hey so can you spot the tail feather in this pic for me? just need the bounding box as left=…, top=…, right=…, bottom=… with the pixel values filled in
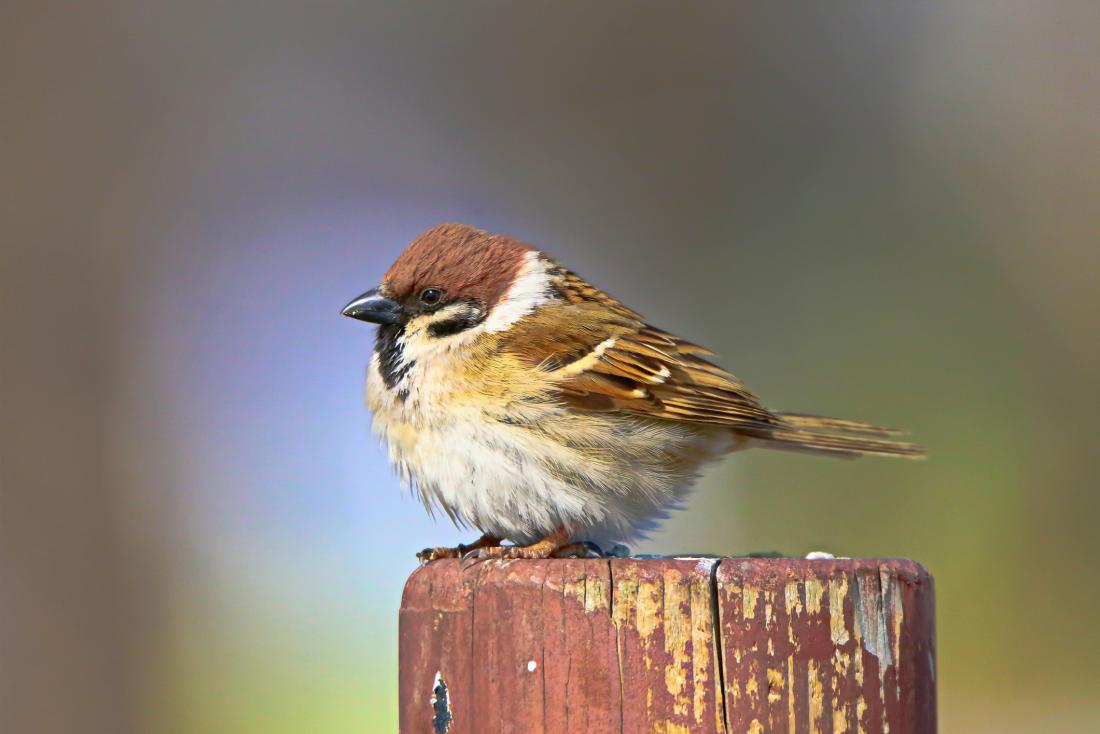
left=776, top=412, right=910, bottom=438
left=744, top=413, right=926, bottom=460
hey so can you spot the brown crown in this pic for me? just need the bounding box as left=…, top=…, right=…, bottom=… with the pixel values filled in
left=383, top=223, right=535, bottom=308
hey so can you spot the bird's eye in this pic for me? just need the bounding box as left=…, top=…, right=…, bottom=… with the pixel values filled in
left=418, top=288, right=444, bottom=307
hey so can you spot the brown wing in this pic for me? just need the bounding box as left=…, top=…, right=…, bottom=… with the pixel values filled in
left=501, top=300, right=781, bottom=432
left=499, top=268, right=925, bottom=459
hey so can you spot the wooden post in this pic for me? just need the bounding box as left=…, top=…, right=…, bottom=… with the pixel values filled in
left=399, top=557, right=935, bottom=734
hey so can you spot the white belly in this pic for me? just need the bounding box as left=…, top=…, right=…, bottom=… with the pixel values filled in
left=367, top=355, right=735, bottom=545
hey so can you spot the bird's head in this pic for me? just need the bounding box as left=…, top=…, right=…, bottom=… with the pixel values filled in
left=342, top=223, right=557, bottom=348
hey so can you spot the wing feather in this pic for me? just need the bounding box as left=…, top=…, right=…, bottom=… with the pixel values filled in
left=494, top=266, right=924, bottom=459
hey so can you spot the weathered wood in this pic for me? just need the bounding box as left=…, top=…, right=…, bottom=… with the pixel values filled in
left=399, top=557, right=935, bottom=734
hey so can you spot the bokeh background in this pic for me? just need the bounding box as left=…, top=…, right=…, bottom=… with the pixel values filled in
left=3, top=2, right=1099, bottom=732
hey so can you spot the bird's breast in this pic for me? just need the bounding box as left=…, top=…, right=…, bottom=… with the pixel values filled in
left=363, top=342, right=738, bottom=542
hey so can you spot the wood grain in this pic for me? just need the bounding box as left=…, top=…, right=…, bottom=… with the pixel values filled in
left=399, top=558, right=935, bottom=734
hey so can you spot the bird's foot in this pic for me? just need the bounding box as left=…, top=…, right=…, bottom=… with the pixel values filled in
left=417, top=533, right=501, bottom=564
left=463, top=526, right=573, bottom=561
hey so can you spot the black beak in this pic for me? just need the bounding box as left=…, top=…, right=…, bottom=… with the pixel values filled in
left=341, top=288, right=405, bottom=324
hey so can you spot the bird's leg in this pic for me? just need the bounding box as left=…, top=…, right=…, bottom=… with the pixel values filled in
left=417, top=532, right=502, bottom=563
left=467, top=526, right=572, bottom=560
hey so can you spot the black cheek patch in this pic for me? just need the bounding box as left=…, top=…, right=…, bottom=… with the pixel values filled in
left=375, top=323, right=413, bottom=392
left=427, top=310, right=486, bottom=338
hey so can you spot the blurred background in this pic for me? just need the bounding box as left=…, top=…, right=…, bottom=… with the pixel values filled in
left=3, top=2, right=1098, bottom=732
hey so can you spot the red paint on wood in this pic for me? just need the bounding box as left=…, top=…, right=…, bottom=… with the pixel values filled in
left=610, top=559, right=727, bottom=732
left=714, top=559, right=936, bottom=733
left=399, top=558, right=935, bottom=734
left=542, top=559, right=621, bottom=733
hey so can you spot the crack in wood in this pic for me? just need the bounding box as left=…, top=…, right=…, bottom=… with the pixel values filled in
left=399, top=558, right=934, bottom=733
left=709, top=559, right=731, bottom=733
left=608, top=559, right=626, bottom=734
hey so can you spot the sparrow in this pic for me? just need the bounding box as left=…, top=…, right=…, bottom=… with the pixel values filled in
left=342, top=223, right=923, bottom=562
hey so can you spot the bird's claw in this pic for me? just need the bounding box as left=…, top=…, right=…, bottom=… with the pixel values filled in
left=462, top=545, right=526, bottom=561
left=461, top=543, right=561, bottom=562
left=421, top=529, right=614, bottom=565
left=422, top=540, right=628, bottom=564
left=418, top=533, right=504, bottom=564
left=459, top=541, right=600, bottom=562
left=417, top=546, right=462, bottom=564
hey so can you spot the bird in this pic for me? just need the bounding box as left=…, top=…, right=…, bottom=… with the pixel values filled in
left=342, top=223, right=924, bottom=562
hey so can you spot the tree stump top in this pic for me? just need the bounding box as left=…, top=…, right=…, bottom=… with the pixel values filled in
left=400, top=557, right=935, bottom=734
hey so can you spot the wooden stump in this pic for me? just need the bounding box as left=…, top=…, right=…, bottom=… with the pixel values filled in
left=399, top=557, right=935, bottom=734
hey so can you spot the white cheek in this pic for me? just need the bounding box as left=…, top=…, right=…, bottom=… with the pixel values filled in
left=401, top=325, right=484, bottom=364
left=484, top=251, right=554, bottom=333
left=399, top=306, right=486, bottom=363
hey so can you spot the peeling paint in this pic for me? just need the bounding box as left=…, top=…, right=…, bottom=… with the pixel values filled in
left=833, top=649, right=851, bottom=677
left=853, top=618, right=866, bottom=688
left=787, top=585, right=801, bottom=646
left=787, top=655, right=796, bottom=734
left=805, top=579, right=824, bottom=614
left=853, top=574, right=893, bottom=669
left=636, top=579, right=662, bottom=637
left=401, top=558, right=934, bottom=734
left=831, top=653, right=850, bottom=734
left=585, top=574, right=609, bottom=614
left=854, top=570, right=903, bottom=733
left=613, top=579, right=639, bottom=626
left=691, top=567, right=716, bottom=725
left=784, top=581, right=803, bottom=616
left=663, top=572, right=690, bottom=716
left=808, top=659, right=824, bottom=734
left=563, top=574, right=586, bottom=604
left=829, top=576, right=850, bottom=646
left=888, top=567, right=905, bottom=706
left=742, top=586, right=759, bottom=620
left=745, top=673, right=759, bottom=702
left=833, top=705, right=850, bottom=734
left=767, top=668, right=785, bottom=703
